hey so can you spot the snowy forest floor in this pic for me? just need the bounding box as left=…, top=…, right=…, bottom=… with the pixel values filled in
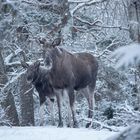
left=0, top=126, right=125, bottom=140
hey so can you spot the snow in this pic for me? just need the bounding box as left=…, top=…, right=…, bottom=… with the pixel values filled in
left=112, top=43, right=140, bottom=69
left=0, top=127, right=118, bottom=140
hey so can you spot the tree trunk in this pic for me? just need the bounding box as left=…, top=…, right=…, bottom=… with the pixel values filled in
left=18, top=73, right=35, bottom=126
left=128, top=0, right=140, bottom=42
left=0, top=47, right=19, bottom=126
left=1, top=92, right=20, bottom=126
left=0, top=48, right=7, bottom=85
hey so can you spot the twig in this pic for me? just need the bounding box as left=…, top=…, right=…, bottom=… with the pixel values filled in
left=96, top=25, right=129, bottom=31
left=24, top=87, right=34, bottom=95
left=97, top=41, right=120, bottom=57
left=124, top=101, right=140, bottom=117
left=74, top=16, right=102, bottom=26
left=83, top=118, right=119, bottom=132
left=1, top=71, right=25, bottom=93
left=21, top=0, right=52, bottom=7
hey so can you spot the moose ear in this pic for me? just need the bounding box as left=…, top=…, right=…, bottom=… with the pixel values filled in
left=34, top=60, right=40, bottom=68
left=52, top=38, right=61, bottom=47
left=21, top=61, right=29, bottom=69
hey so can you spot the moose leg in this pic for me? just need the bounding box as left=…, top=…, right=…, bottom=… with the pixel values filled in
left=68, top=88, right=78, bottom=128
left=48, top=98, right=55, bottom=126
left=67, top=103, right=72, bottom=127
left=84, top=86, right=94, bottom=128
left=63, top=89, right=71, bottom=127
left=39, top=103, right=46, bottom=126
left=55, top=89, right=63, bottom=127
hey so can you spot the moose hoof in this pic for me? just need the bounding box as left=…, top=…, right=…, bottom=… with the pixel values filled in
left=52, top=122, right=55, bottom=126
left=58, top=122, right=63, bottom=128
left=73, top=122, right=78, bottom=128
left=67, top=124, right=71, bottom=128
left=86, top=122, right=92, bottom=128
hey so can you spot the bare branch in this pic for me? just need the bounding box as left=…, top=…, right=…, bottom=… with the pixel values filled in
left=70, top=0, right=108, bottom=16
left=97, top=40, right=120, bottom=57
left=73, top=16, right=129, bottom=31
left=74, top=16, right=102, bottom=26
left=68, top=0, right=89, bottom=3
left=96, top=25, right=129, bottom=31
left=83, top=118, right=119, bottom=132
left=21, top=0, right=51, bottom=7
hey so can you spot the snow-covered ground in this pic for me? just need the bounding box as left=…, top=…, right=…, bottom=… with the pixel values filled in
left=0, top=127, right=119, bottom=140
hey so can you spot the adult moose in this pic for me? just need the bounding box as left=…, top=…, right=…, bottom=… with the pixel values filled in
left=40, top=37, right=98, bottom=128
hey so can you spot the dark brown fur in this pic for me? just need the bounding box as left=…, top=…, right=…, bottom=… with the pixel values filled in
left=44, top=46, right=98, bottom=127
left=24, top=38, right=98, bottom=127
left=24, top=61, right=55, bottom=105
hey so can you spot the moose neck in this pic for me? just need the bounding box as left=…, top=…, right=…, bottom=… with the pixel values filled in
left=51, top=47, right=64, bottom=68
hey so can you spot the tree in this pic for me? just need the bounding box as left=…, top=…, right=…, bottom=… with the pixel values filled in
left=18, top=73, right=34, bottom=126
left=0, top=0, right=70, bottom=126
left=128, top=0, right=140, bottom=42
left=113, top=0, right=140, bottom=67
left=0, top=47, right=19, bottom=126
left=109, top=1, right=140, bottom=139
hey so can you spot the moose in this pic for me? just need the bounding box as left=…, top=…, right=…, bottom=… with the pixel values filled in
left=23, top=38, right=98, bottom=128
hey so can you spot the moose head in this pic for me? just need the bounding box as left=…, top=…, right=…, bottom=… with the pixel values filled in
left=38, top=37, right=62, bottom=70
left=21, top=60, right=41, bottom=83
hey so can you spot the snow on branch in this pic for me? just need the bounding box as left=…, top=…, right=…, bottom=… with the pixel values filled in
left=4, top=48, right=22, bottom=64
left=112, top=43, right=140, bottom=69
left=70, top=0, right=108, bottom=16
left=1, top=71, right=25, bottom=92
left=123, top=101, right=140, bottom=118
left=24, top=87, right=34, bottom=95
left=74, top=16, right=128, bottom=30
left=74, top=16, right=102, bottom=26
left=21, top=0, right=68, bottom=15
left=68, top=0, right=89, bottom=3
left=97, top=40, right=120, bottom=57
left=4, top=41, right=27, bottom=67
left=114, top=103, right=140, bottom=124
left=0, top=105, right=12, bottom=127
left=83, top=118, right=119, bottom=132
left=21, top=0, right=51, bottom=7
left=95, top=25, right=129, bottom=31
